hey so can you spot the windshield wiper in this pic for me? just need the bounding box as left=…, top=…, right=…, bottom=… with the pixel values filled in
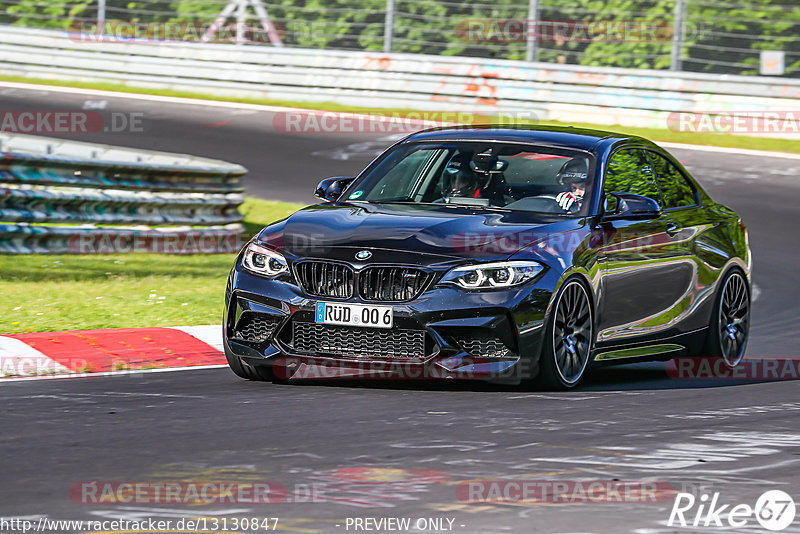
left=365, top=197, right=414, bottom=204
left=364, top=199, right=574, bottom=217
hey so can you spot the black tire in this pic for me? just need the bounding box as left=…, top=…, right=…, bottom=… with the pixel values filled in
left=705, top=268, right=750, bottom=368
left=535, top=277, right=595, bottom=390
left=224, top=337, right=275, bottom=381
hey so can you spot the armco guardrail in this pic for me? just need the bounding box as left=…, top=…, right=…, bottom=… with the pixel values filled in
left=1, top=26, right=800, bottom=135
left=0, top=132, right=247, bottom=254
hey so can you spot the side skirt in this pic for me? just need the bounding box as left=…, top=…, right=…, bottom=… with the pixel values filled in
left=591, top=327, right=709, bottom=366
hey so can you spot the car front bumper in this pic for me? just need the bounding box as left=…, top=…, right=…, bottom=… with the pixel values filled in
left=224, top=264, right=560, bottom=383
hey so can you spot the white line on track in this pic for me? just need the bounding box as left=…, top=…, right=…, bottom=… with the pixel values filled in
left=0, top=81, right=319, bottom=113
left=0, top=364, right=229, bottom=383
left=658, top=141, right=800, bottom=160
left=3, top=80, right=800, bottom=160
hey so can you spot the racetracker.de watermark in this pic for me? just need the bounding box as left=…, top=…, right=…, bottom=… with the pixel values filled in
left=262, top=228, right=674, bottom=258
left=66, top=21, right=285, bottom=44
left=455, top=19, right=687, bottom=43
left=457, top=480, right=675, bottom=504
left=667, top=111, right=800, bottom=134
left=0, top=111, right=144, bottom=134
left=66, top=232, right=248, bottom=254
left=271, top=357, right=513, bottom=381
left=272, top=110, right=540, bottom=134
left=68, top=469, right=448, bottom=506
left=452, top=228, right=673, bottom=256
left=667, top=357, right=800, bottom=381
left=70, top=481, right=289, bottom=504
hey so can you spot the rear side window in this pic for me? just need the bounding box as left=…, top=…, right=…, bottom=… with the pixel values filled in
left=648, top=152, right=697, bottom=209
left=604, top=148, right=662, bottom=210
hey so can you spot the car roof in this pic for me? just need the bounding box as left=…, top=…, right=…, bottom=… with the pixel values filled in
left=402, top=124, right=657, bottom=152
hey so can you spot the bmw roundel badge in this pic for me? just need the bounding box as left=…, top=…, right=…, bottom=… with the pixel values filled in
left=355, top=250, right=372, bottom=260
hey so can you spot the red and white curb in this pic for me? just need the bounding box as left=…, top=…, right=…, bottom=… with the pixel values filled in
left=0, top=325, right=226, bottom=381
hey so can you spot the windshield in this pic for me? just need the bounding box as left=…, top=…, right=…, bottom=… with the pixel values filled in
left=343, top=142, right=595, bottom=215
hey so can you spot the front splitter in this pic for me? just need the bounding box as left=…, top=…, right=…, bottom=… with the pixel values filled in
left=250, top=353, right=526, bottom=384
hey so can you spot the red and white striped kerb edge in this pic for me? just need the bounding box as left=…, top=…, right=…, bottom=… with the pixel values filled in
left=0, top=325, right=226, bottom=380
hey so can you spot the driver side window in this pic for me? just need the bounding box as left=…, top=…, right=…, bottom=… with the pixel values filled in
left=604, top=148, right=663, bottom=212
left=647, top=151, right=697, bottom=209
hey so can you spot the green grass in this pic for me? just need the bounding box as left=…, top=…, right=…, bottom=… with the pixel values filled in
left=239, top=196, right=301, bottom=236
left=0, top=197, right=303, bottom=334
left=2, top=73, right=799, bottom=155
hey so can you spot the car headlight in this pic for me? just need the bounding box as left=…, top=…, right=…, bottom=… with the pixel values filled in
left=242, top=243, right=289, bottom=277
left=440, top=261, right=544, bottom=290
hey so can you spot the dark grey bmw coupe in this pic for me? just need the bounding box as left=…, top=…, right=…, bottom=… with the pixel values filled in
left=223, top=125, right=751, bottom=388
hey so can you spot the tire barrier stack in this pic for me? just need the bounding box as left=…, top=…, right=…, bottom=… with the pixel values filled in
left=0, top=133, right=247, bottom=254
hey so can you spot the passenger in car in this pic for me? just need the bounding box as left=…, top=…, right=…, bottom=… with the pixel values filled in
left=555, top=159, right=590, bottom=212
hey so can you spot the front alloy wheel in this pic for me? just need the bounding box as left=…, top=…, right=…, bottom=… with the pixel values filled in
left=537, top=278, right=594, bottom=389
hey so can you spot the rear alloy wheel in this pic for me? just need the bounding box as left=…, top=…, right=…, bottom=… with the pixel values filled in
left=537, top=279, right=594, bottom=389
left=708, top=270, right=750, bottom=367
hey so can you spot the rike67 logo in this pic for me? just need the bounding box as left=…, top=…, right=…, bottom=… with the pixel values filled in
left=669, top=490, right=796, bottom=531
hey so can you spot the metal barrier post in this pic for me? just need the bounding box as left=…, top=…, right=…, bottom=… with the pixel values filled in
left=670, top=0, right=687, bottom=71
left=526, top=0, right=539, bottom=63
left=384, top=0, right=395, bottom=53
left=97, top=0, right=105, bottom=39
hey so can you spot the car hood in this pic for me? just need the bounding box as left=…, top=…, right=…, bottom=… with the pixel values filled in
left=257, top=202, right=574, bottom=265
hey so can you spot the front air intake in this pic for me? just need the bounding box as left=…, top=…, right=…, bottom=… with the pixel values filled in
left=358, top=266, right=432, bottom=302
left=294, top=261, right=355, bottom=299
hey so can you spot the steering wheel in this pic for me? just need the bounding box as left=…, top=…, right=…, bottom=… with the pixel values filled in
left=503, top=195, right=575, bottom=214
left=537, top=194, right=577, bottom=213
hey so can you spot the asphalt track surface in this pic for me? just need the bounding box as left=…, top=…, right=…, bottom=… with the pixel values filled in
left=1, top=83, right=799, bottom=533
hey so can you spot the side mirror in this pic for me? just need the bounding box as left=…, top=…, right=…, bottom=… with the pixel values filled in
left=603, top=192, right=661, bottom=221
left=314, top=176, right=354, bottom=202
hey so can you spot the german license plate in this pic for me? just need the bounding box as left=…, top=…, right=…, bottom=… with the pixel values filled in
left=315, top=302, right=393, bottom=329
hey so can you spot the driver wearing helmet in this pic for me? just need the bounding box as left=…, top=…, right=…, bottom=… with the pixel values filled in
left=442, top=151, right=509, bottom=204
left=555, top=158, right=589, bottom=212
left=443, top=152, right=482, bottom=198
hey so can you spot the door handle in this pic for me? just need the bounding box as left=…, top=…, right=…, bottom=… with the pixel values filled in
left=665, top=224, right=680, bottom=237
